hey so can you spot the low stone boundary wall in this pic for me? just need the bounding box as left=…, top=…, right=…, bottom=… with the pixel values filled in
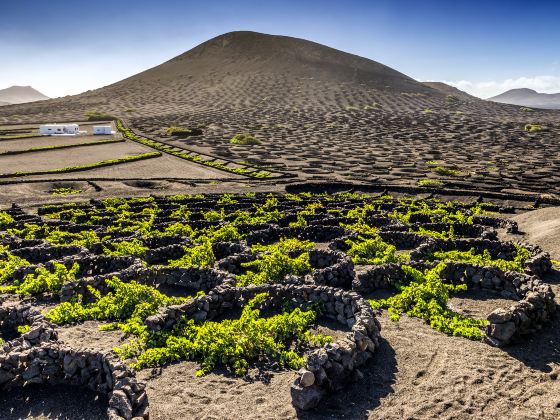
left=0, top=304, right=57, bottom=354
left=472, top=215, right=518, bottom=233
left=59, top=265, right=232, bottom=303
left=12, top=254, right=141, bottom=282
left=353, top=259, right=556, bottom=346
left=145, top=283, right=381, bottom=410
left=485, top=271, right=556, bottom=346
left=309, top=249, right=355, bottom=289
left=10, top=244, right=87, bottom=265
left=135, top=266, right=234, bottom=292
left=0, top=344, right=148, bottom=419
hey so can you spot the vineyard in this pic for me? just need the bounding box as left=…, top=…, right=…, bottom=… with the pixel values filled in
left=0, top=192, right=556, bottom=418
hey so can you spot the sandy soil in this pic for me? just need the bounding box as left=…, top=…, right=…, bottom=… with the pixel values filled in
left=16, top=152, right=242, bottom=182
left=510, top=207, right=560, bottom=259
left=0, top=135, right=117, bottom=154
left=0, top=385, right=108, bottom=420
left=0, top=142, right=152, bottom=174
left=139, top=306, right=560, bottom=420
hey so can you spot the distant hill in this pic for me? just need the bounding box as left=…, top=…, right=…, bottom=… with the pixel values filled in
left=422, top=82, right=476, bottom=100
left=489, top=88, right=560, bottom=109
left=0, top=31, right=449, bottom=121
left=0, top=86, right=49, bottom=105
left=0, top=31, right=534, bottom=124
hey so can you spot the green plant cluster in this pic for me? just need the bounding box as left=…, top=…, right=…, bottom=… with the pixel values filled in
left=104, top=238, right=149, bottom=258
left=0, top=251, right=30, bottom=284
left=431, top=166, right=461, bottom=176
left=237, top=238, right=314, bottom=286
left=417, top=179, right=444, bottom=187
left=387, top=199, right=490, bottom=224
left=168, top=241, right=216, bottom=268
left=523, top=124, right=544, bottom=132
left=428, top=246, right=530, bottom=273
left=370, top=263, right=488, bottom=339
left=51, top=187, right=82, bottom=196
left=345, top=235, right=400, bottom=265
left=230, top=133, right=260, bottom=145
left=124, top=293, right=320, bottom=376
left=46, top=276, right=188, bottom=336
left=0, top=262, right=79, bottom=296
left=0, top=211, right=14, bottom=229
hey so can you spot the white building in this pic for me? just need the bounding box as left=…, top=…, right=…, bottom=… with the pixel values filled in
left=39, top=124, right=80, bottom=135
left=93, top=125, right=115, bottom=135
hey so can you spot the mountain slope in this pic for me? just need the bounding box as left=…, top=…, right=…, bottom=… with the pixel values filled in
left=422, top=82, right=477, bottom=100
left=126, top=31, right=434, bottom=91
left=0, top=31, right=450, bottom=122
left=489, top=88, right=560, bottom=109
left=0, top=86, right=49, bottom=105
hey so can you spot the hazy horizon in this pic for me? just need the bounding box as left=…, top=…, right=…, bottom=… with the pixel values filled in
left=2, top=0, right=559, bottom=99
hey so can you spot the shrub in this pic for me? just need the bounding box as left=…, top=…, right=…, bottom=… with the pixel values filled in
left=230, top=133, right=260, bottom=145
left=418, top=179, right=444, bottom=187
left=345, top=235, right=398, bottom=265
left=85, top=111, right=115, bottom=121
left=431, top=166, right=461, bottom=176
left=129, top=293, right=316, bottom=375
left=104, top=239, right=148, bottom=258
left=370, top=263, right=487, bottom=339
left=237, top=238, right=313, bottom=286
left=165, top=126, right=203, bottom=137
left=524, top=124, right=544, bottom=132
left=428, top=246, right=529, bottom=273
left=51, top=187, right=82, bottom=196
left=0, top=253, right=30, bottom=284
left=46, top=276, right=187, bottom=332
left=14, top=262, right=79, bottom=296
left=168, top=241, right=216, bottom=268
left=0, top=211, right=14, bottom=229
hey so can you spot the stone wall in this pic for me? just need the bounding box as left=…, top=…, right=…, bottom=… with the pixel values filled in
left=145, top=283, right=381, bottom=410
left=0, top=343, right=148, bottom=420
left=309, top=249, right=355, bottom=289
left=0, top=304, right=57, bottom=353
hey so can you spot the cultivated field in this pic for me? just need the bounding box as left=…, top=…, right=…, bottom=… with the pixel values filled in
left=0, top=192, right=558, bottom=419
left=0, top=31, right=559, bottom=420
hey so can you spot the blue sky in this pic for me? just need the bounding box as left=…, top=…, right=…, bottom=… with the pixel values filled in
left=1, top=0, right=559, bottom=98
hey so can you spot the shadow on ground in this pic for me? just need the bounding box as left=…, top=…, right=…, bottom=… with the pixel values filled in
left=0, top=383, right=108, bottom=420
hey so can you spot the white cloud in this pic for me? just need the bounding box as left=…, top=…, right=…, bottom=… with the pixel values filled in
left=438, top=76, right=560, bottom=99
